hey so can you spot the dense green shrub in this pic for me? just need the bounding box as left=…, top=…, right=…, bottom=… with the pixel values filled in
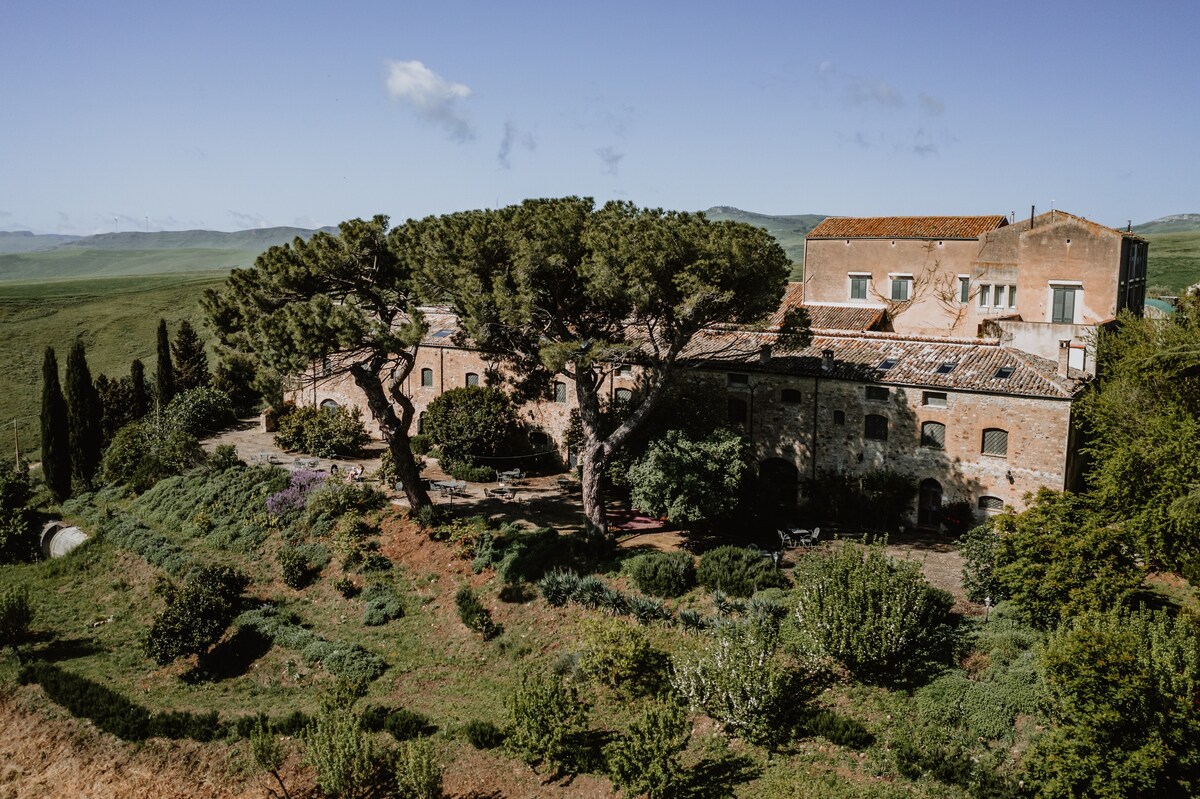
left=671, top=615, right=814, bottom=748
left=362, top=582, right=405, bottom=626
left=0, top=462, right=37, bottom=563
left=361, top=705, right=432, bottom=741
left=801, top=709, right=874, bottom=749
left=91, top=510, right=193, bottom=575
left=408, top=434, right=433, bottom=455
left=464, top=720, right=504, bottom=749
left=394, top=735, right=443, bottom=799
left=445, top=462, right=495, bottom=483
left=424, top=386, right=519, bottom=469
left=577, top=617, right=666, bottom=693
left=1025, top=607, right=1200, bottom=798
left=455, top=585, right=498, bottom=639
left=101, top=419, right=206, bottom=492
left=627, top=427, right=752, bottom=524
left=786, top=542, right=954, bottom=685
left=0, top=585, right=33, bottom=655
left=278, top=546, right=313, bottom=589
left=145, top=565, right=249, bottom=666
left=237, top=605, right=387, bottom=682
left=132, top=465, right=282, bottom=552
left=165, top=386, right=235, bottom=437
left=207, top=444, right=244, bottom=472
left=504, top=670, right=590, bottom=774
left=959, top=521, right=1005, bottom=604
left=334, top=576, right=358, bottom=598
left=623, top=551, right=696, bottom=598
left=304, top=696, right=392, bottom=799
left=628, top=594, right=672, bottom=625
left=275, top=404, right=370, bottom=458
left=471, top=524, right=573, bottom=585
left=993, top=488, right=1143, bottom=629
left=604, top=701, right=690, bottom=799
left=18, top=663, right=227, bottom=742
left=697, top=545, right=786, bottom=598
left=305, top=481, right=387, bottom=528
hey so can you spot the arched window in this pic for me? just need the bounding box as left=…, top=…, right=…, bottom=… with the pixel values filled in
left=420, top=368, right=433, bottom=387
left=781, top=388, right=802, bottom=404
left=320, top=399, right=339, bottom=412
left=553, top=381, right=567, bottom=403
left=978, top=496, right=1004, bottom=512
left=614, top=388, right=632, bottom=402
left=321, top=356, right=332, bottom=378
left=727, top=397, right=748, bottom=426
left=465, top=372, right=479, bottom=387
left=417, top=411, right=425, bottom=434
left=921, top=421, right=946, bottom=449
left=982, top=428, right=1009, bottom=457
left=864, top=414, right=888, bottom=441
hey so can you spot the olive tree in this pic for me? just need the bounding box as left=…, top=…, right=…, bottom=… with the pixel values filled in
left=204, top=216, right=431, bottom=509
left=414, top=198, right=807, bottom=536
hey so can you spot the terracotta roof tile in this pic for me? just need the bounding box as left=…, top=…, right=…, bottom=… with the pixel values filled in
left=809, top=215, right=1009, bottom=240
left=684, top=328, right=1085, bottom=400
left=767, top=282, right=888, bottom=331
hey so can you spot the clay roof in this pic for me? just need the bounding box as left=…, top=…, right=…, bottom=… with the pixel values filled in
left=684, top=327, right=1085, bottom=400
left=997, top=210, right=1146, bottom=241
left=767, top=282, right=888, bottom=331
left=809, top=215, right=1008, bottom=240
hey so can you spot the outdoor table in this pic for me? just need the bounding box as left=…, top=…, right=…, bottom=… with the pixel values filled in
left=433, top=480, right=467, bottom=497
left=492, top=486, right=514, bottom=499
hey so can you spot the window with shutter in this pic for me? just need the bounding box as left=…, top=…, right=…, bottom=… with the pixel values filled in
left=921, top=421, right=946, bottom=449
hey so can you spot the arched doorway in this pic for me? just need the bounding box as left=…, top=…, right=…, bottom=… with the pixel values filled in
left=319, top=399, right=340, bottom=412
left=918, top=478, right=943, bottom=528
left=759, top=458, right=799, bottom=522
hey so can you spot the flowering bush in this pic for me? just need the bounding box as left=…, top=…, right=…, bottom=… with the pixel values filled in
left=265, top=470, right=327, bottom=517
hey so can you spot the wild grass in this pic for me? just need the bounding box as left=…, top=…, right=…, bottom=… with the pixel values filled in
left=1145, top=231, right=1200, bottom=293
left=0, top=272, right=225, bottom=458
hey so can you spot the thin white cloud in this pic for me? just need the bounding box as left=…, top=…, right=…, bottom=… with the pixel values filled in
left=228, top=210, right=269, bottom=229
left=385, top=59, right=475, bottom=142
left=918, top=92, right=945, bottom=116
left=596, top=146, right=624, bottom=176
left=497, top=122, right=537, bottom=168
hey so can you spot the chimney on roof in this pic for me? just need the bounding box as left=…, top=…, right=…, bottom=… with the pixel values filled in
left=1128, top=220, right=1132, bottom=232
left=1030, top=205, right=1036, bottom=229
left=759, top=343, right=772, bottom=364
left=821, top=349, right=834, bottom=373
left=1057, top=340, right=1071, bottom=377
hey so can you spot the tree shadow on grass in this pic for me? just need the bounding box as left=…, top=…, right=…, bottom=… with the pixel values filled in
left=183, top=625, right=272, bottom=683
left=680, top=751, right=761, bottom=799
left=30, top=633, right=103, bottom=663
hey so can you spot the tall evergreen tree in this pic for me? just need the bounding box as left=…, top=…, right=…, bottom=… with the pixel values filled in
left=171, top=319, right=210, bottom=392
left=156, top=319, right=176, bottom=408
left=66, top=340, right=103, bottom=486
left=40, top=347, right=71, bottom=502
left=130, top=358, right=148, bottom=419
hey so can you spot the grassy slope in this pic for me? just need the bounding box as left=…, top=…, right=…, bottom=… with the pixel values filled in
left=0, top=248, right=259, bottom=282
left=0, top=272, right=226, bottom=458
left=1144, top=231, right=1200, bottom=293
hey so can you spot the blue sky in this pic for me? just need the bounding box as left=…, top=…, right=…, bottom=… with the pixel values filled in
left=2, top=0, right=1196, bottom=234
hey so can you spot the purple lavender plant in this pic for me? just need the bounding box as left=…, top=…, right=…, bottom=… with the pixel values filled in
left=266, top=470, right=328, bottom=517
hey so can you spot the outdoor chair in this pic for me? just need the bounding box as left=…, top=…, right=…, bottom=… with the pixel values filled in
left=796, top=527, right=821, bottom=547
left=778, top=529, right=798, bottom=549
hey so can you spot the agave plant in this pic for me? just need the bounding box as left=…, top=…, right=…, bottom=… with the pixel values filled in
left=678, top=609, right=707, bottom=633
left=573, top=575, right=609, bottom=609
left=629, top=595, right=672, bottom=625
left=537, top=569, right=580, bottom=607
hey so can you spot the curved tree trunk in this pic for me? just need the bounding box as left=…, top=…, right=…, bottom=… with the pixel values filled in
left=349, top=362, right=431, bottom=510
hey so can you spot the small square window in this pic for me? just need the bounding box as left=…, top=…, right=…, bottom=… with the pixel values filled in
left=994, top=366, right=1015, bottom=379
left=936, top=362, right=957, bottom=374
left=877, top=358, right=897, bottom=371
left=850, top=275, right=869, bottom=300
left=781, top=388, right=802, bottom=404
left=891, top=276, right=912, bottom=302
left=923, top=391, right=947, bottom=407
left=615, top=388, right=632, bottom=402
left=865, top=386, right=889, bottom=402
left=864, top=414, right=888, bottom=441
left=617, top=365, right=632, bottom=378
left=921, top=421, right=946, bottom=449
left=833, top=410, right=846, bottom=425
left=982, top=428, right=1009, bottom=457
left=728, top=373, right=749, bottom=386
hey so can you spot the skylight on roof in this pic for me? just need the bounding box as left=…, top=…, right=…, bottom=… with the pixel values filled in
left=878, top=358, right=897, bottom=370
left=936, top=362, right=957, bottom=374
left=995, top=365, right=1015, bottom=379
left=432, top=330, right=452, bottom=338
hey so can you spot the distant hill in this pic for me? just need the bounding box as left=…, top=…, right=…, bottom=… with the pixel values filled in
left=0, top=225, right=336, bottom=282
left=702, top=207, right=826, bottom=276
left=0, top=231, right=83, bottom=255
left=1134, top=214, right=1200, bottom=234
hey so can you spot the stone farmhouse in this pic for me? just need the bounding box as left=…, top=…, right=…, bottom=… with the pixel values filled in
left=291, top=210, right=1144, bottom=528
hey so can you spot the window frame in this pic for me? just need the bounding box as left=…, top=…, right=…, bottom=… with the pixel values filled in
left=981, top=427, right=1009, bottom=458
left=865, top=385, right=890, bottom=402
left=922, top=391, right=948, bottom=407
left=864, top=413, right=889, bottom=442
left=1051, top=285, right=1078, bottom=324
left=420, top=367, right=434, bottom=387
left=465, top=372, right=479, bottom=387
left=614, top=387, right=633, bottom=402
left=553, top=381, right=567, bottom=403
left=921, top=421, right=946, bottom=449
left=978, top=496, right=1004, bottom=513
left=890, top=275, right=913, bottom=302
left=849, top=273, right=870, bottom=300
left=958, top=276, right=970, bottom=304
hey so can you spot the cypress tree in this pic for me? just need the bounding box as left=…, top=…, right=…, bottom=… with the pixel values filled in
left=156, top=319, right=176, bottom=408
left=40, top=347, right=72, bottom=502
left=66, top=340, right=103, bottom=486
left=130, top=358, right=148, bottom=419
left=171, top=319, right=210, bottom=392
